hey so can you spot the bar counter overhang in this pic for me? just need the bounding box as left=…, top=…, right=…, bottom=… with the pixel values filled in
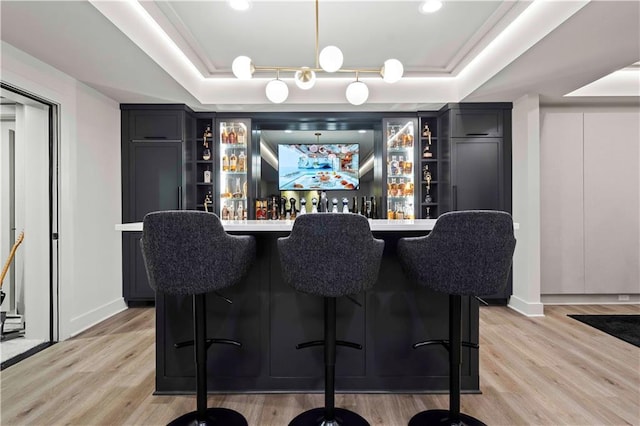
left=116, top=219, right=515, bottom=394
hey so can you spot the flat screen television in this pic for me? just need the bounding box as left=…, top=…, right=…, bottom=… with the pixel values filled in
left=278, top=143, right=359, bottom=191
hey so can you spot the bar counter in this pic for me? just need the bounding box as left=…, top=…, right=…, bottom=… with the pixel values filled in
left=117, top=219, right=482, bottom=394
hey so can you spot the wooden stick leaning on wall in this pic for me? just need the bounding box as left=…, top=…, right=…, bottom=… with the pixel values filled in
left=1, top=232, right=24, bottom=290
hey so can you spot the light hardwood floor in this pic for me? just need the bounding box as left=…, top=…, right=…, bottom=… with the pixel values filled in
left=1, top=304, right=638, bottom=425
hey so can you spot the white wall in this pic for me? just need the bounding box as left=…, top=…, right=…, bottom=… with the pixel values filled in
left=510, top=94, right=544, bottom=316
left=1, top=41, right=125, bottom=340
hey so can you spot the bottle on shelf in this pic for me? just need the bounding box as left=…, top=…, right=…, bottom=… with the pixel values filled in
left=398, top=156, right=405, bottom=174
left=222, top=152, right=229, bottom=172
left=237, top=202, right=244, bottom=221
left=233, top=178, right=243, bottom=199
left=360, top=196, right=366, bottom=216
left=404, top=159, right=413, bottom=175
left=351, top=196, right=358, bottom=214
left=229, top=202, right=236, bottom=220
left=237, top=125, right=246, bottom=145
left=203, top=166, right=211, bottom=183
left=331, top=198, right=339, bottom=213
left=319, top=191, right=328, bottom=213
left=221, top=126, right=229, bottom=144
left=237, top=151, right=246, bottom=172
left=229, top=151, right=237, bottom=172
left=222, top=203, right=229, bottom=220
left=390, top=155, right=399, bottom=175
left=290, top=198, right=297, bottom=219
left=280, top=197, right=288, bottom=220
left=299, top=198, right=307, bottom=215
left=311, top=197, right=318, bottom=214
left=371, top=196, right=378, bottom=219
left=228, top=126, right=237, bottom=144
left=395, top=202, right=404, bottom=220
left=204, top=191, right=212, bottom=213
left=398, top=178, right=406, bottom=196
left=342, top=197, right=350, bottom=213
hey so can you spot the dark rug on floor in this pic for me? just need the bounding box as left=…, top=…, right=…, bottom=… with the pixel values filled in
left=568, top=315, right=640, bottom=348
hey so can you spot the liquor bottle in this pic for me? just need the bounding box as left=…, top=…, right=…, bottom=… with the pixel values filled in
left=299, top=198, right=307, bottom=215
left=390, top=178, right=398, bottom=197
left=203, top=167, right=211, bottom=183
left=342, top=198, right=350, bottom=213
left=228, top=126, right=237, bottom=144
left=406, top=131, right=414, bottom=148
left=360, top=196, right=366, bottom=216
left=229, top=151, right=237, bottom=172
left=331, top=198, right=339, bottom=213
left=233, top=178, right=242, bottom=198
left=222, top=152, right=229, bottom=172
left=351, top=196, right=358, bottom=214
left=426, top=206, right=432, bottom=219
left=398, top=178, right=406, bottom=196
left=270, top=195, right=279, bottom=220
left=237, top=202, right=244, bottom=221
left=289, top=198, right=297, bottom=219
left=222, top=203, right=229, bottom=220
left=222, top=126, right=229, bottom=144
left=365, top=199, right=372, bottom=218
left=237, top=151, right=246, bottom=172
left=311, top=197, right=318, bottom=214
left=371, top=196, right=378, bottom=219
left=396, top=203, right=404, bottom=220
left=280, top=197, right=288, bottom=220
left=398, top=156, right=405, bottom=175
left=204, top=191, right=212, bottom=213
left=229, top=202, right=236, bottom=220
left=237, top=125, right=246, bottom=144
left=390, top=155, right=399, bottom=175
left=404, top=160, right=413, bottom=175
left=319, top=191, right=328, bottom=213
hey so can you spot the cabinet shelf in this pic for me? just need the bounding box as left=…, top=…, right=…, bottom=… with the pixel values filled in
left=421, top=158, right=438, bottom=162
left=220, top=197, right=248, bottom=202
left=387, top=147, right=415, bottom=153
left=196, top=160, right=213, bottom=164
left=221, top=171, right=247, bottom=175
left=220, top=143, right=247, bottom=148
left=421, top=202, right=438, bottom=206
left=387, top=174, right=414, bottom=179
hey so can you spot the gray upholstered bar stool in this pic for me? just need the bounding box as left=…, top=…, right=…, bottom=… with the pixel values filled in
left=141, top=210, right=255, bottom=426
left=398, top=210, right=516, bottom=426
left=278, top=213, right=384, bottom=426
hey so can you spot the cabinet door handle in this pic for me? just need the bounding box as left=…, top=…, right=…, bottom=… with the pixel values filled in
left=144, top=136, right=167, bottom=139
left=466, top=133, right=489, bottom=136
left=178, top=186, right=182, bottom=210
left=453, top=185, right=458, bottom=211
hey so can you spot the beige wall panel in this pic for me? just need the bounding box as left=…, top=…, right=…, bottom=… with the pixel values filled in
left=584, top=112, right=640, bottom=294
left=540, top=112, right=585, bottom=294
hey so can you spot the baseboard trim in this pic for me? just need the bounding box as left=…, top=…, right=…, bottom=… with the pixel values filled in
left=542, top=294, right=640, bottom=305
left=68, top=297, right=127, bottom=339
left=508, top=295, right=545, bottom=317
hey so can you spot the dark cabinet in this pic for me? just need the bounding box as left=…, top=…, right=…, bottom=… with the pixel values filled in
left=127, top=142, right=183, bottom=221
left=451, top=138, right=503, bottom=211
left=128, top=110, right=184, bottom=141
left=439, top=103, right=512, bottom=303
left=121, top=105, right=194, bottom=304
left=122, top=232, right=154, bottom=301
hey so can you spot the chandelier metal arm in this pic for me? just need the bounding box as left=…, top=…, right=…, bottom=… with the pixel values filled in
left=253, top=65, right=381, bottom=75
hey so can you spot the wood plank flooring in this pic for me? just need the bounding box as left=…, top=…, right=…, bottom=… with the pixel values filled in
left=1, top=304, right=638, bottom=425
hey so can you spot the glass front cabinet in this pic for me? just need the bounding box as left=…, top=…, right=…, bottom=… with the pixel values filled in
left=217, top=118, right=251, bottom=220
left=383, top=117, right=418, bottom=219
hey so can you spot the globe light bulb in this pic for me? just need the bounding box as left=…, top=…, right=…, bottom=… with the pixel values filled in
left=345, top=81, right=369, bottom=106
left=265, top=79, right=289, bottom=103
left=294, top=67, right=317, bottom=90
left=382, top=59, right=404, bottom=83
left=232, top=56, right=254, bottom=80
left=319, top=46, right=344, bottom=73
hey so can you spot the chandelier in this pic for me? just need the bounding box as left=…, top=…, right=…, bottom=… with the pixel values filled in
left=230, top=0, right=404, bottom=105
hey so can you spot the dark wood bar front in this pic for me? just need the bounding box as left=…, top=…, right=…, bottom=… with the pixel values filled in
left=150, top=222, right=480, bottom=395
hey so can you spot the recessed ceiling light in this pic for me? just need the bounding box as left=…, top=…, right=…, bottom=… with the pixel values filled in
left=229, top=0, right=251, bottom=12
left=419, top=0, right=443, bottom=14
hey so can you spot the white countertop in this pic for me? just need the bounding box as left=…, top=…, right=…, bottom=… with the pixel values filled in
left=116, top=219, right=438, bottom=232
left=115, top=219, right=519, bottom=232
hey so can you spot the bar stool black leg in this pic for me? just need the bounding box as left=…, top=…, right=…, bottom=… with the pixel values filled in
left=168, top=294, right=248, bottom=426
left=289, top=297, right=370, bottom=426
left=408, top=295, right=486, bottom=426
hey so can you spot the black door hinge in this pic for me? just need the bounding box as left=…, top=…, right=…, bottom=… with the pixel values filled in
left=52, top=233, right=59, bottom=240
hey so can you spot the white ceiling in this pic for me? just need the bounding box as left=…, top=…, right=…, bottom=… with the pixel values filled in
left=1, top=0, right=638, bottom=111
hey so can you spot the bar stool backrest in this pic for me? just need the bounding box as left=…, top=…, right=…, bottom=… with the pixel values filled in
left=141, top=210, right=256, bottom=296
left=278, top=213, right=384, bottom=297
left=398, top=210, right=516, bottom=296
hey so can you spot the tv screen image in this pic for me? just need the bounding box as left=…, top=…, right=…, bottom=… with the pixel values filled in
left=278, top=144, right=360, bottom=191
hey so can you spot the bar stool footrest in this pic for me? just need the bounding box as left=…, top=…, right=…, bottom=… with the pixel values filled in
left=175, top=338, right=242, bottom=349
